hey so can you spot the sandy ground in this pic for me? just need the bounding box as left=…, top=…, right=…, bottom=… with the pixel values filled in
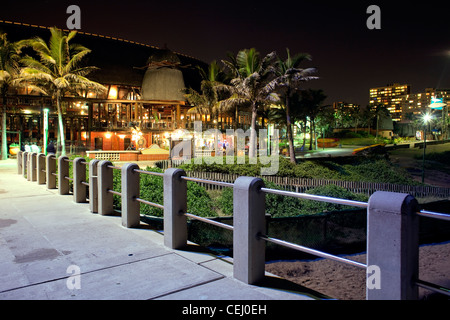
left=266, top=241, right=450, bottom=300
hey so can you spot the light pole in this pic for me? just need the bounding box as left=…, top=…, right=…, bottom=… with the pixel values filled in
left=43, top=108, right=49, bottom=155
left=421, top=113, right=432, bottom=184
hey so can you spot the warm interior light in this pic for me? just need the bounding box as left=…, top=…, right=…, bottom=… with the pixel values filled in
left=118, top=134, right=125, bottom=139
left=108, top=86, right=118, bottom=99
left=105, top=132, right=112, bottom=139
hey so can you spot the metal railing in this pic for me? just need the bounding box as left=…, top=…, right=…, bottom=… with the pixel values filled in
left=16, top=150, right=450, bottom=300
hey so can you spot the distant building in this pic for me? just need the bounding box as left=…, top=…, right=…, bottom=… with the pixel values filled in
left=369, top=83, right=411, bottom=122
left=400, top=88, right=450, bottom=121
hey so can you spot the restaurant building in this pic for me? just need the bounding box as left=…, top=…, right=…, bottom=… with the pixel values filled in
left=1, top=21, right=252, bottom=160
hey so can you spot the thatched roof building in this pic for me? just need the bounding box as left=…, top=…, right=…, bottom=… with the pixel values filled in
left=0, top=20, right=206, bottom=95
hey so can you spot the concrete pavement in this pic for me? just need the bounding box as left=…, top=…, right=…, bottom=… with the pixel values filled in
left=0, top=159, right=327, bottom=301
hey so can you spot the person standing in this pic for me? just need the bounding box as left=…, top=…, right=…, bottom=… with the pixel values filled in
left=47, top=141, right=56, bottom=154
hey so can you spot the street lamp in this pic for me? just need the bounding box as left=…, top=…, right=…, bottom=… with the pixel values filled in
left=421, top=113, right=432, bottom=184
left=43, top=108, right=49, bottom=155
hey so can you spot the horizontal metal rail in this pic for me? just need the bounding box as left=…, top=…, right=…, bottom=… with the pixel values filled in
left=416, top=210, right=450, bottom=222
left=81, top=181, right=89, bottom=187
left=107, top=165, right=122, bottom=170
left=107, top=189, right=121, bottom=196
left=133, top=169, right=164, bottom=177
left=135, top=197, right=164, bottom=209
left=260, top=187, right=369, bottom=208
left=416, top=279, right=450, bottom=297
left=64, top=176, right=73, bottom=181
left=184, top=212, right=234, bottom=231
left=181, top=176, right=234, bottom=188
left=63, top=158, right=73, bottom=162
left=259, top=234, right=367, bottom=269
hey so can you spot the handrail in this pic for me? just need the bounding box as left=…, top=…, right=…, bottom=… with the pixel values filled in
left=181, top=175, right=234, bottom=188
left=184, top=212, right=234, bottom=231
left=133, top=168, right=164, bottom=177
left=107, top=165, right=122, bottom=170
left=135, top=197, right=164, bottom=209
left=416, top=279, right=450, bottom=297
left=259, top=234, right=367, bottom=269
left=416, top=210, right=450, bottom=222
left=260, top=187, right=369, bottom=208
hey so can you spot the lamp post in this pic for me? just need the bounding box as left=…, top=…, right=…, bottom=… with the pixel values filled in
left=43, top=108, right=49, bottom=155
left=421, top=113, right=432, bottom=184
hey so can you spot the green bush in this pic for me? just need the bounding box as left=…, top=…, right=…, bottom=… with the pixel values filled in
left=117, top=166, right=217, bottom=218
left=217, top=180, right=368, bottom=218
left=300, top=184, right=368, bottom=214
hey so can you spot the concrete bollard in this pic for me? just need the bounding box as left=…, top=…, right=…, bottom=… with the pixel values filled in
left=97, top=160, right=114, bottom=215
left=22, top=151, right=28, bottom=178
left=89, top=159, right=100, bottom=213
left=28, top=153, right=37, bottom=182
left=121, top=163, right=140, bottom=228
left=233, top=176, right=266, bottom=285
left=163, top=168, right=187, bottom=249
left=46, top=154, right=57, bottom=189
left=58, top=155, right=70, bottom=195
left=37, top=153, right=46, bottom=184
left=17, top=151, right=22, bottom=175
left=73, top=157, right=87, bottom=203
left=366, top=191, right=419, bottom=300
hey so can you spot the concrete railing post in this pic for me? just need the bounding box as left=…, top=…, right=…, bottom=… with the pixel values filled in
left=73, top=157, right=87, bottom=203
left=367, top=191, right=419, bottom=300
left=17, top=151, right=22, bottom=175
left=46, top=154, right=57, bottom=189
left=121, top=163, right=140, bottom=228
left=233, top=176, right=266, bottom=285
left=58, top=155, right=70, bottom=195
left=37, top=153, right=46, bottom=184
left=89, top=159, right=100, bottom=213
left=163, top=168, right=187, bottom=249
left=28, top=153, right=37, bottom=182
left=97, top=160, right=114, bottom=215
left=22, top=151, right=28, bottom=178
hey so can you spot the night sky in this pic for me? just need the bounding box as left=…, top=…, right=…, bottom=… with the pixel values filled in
left=2, top=0, right=449, bottom=107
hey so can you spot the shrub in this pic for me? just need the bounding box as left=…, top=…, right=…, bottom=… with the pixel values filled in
left=300, top=184, right=368, bottom=215
left=217, top=180, right=367, bottom=218
left=136, top=167, right=216, bottom=218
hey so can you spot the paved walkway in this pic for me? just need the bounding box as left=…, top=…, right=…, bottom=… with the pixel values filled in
left=0, top=159, right=326, bottom=301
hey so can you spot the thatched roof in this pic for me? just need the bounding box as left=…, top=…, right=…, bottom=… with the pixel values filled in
left=0, top=20, right=205, bottom=90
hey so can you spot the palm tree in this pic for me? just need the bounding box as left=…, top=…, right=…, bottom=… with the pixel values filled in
left=0, top=33, right=21, bottom=160
left=370, top=104, right=390, bottom=139
left=220, top=48, right=277, bottom=158
left=17, top=27, right=105, bottom=155
left=301, top=89, right=327, bottom=150
left=185, top=61, right=227, bottom=129
left=270, top=48, right=317, bottom=163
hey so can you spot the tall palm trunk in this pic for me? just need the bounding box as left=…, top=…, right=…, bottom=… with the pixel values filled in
left=1, top=93, right=7, bottom=160
left=249, top=104, right=257, bottom=159
left=56, top=91, right=66, bottom=156
left=285, top=94, right=296, bottom=164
